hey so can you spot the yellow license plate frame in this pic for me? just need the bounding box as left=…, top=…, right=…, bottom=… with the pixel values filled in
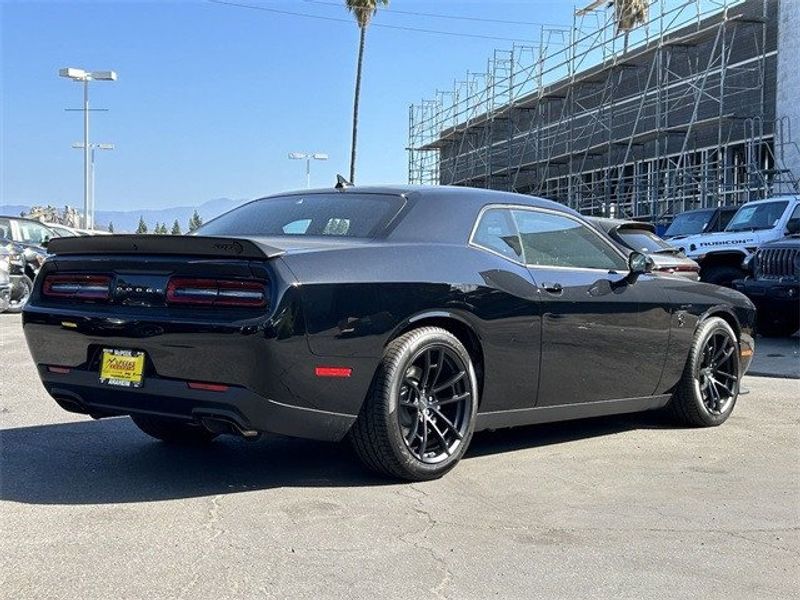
left=99, top=348, right=145, bottom=388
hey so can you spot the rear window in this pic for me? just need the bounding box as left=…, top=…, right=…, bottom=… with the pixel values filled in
left=617, top=228, right=673, bottom=253
left=197, top=193, right=405, bottom=238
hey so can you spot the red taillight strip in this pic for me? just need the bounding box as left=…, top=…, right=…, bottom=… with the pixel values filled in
left=187, top=381, right=229, bottom=392
left=47, top=366, right=72, bottom=374
left=315, top=366, right=353, bottom=378
left=166, top=278, right=267, bottom=307
left=43, top=274, right=112, bottom=300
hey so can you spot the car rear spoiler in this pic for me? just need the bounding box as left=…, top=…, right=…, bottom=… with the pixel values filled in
left=46, top=235, right=285, bottom=260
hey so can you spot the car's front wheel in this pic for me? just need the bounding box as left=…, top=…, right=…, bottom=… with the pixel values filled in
left=349, top=327, right=478, bottom=481
left=131, top=415, right=218, bottom=445
left=669, top=316, right=740, bottom=427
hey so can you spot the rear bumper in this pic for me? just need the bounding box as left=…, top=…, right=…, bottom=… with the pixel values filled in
left=40, top=366, right=357, bottom=442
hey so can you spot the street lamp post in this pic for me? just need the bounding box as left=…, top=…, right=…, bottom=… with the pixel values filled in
left=59, top=68, right=117, bottom=228
left=288, top=152, right=329, bottom=189
left=72, top=143, right=114, bottom=230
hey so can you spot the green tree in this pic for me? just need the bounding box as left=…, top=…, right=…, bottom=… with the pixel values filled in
left=107, top=221, right=114, bottom=233
left=171, top=219, right=182, bottom=235
left=345, top=0, right=389, bottom=183
left=188, top=209, right=203, bottom=232
left=136, top=216, right=148, bottom=234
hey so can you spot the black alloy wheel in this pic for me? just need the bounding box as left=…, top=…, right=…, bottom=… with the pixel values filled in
left=350, top=327, right=478, bottom=481
left=670, top=316, right=740, bottom=427
left=695, top=330, right=738, bottom=416
left=397, top=345, right=472, bottom=464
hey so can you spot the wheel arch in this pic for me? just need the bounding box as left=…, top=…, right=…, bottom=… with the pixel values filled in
left=697, top=306, right=741, bottom=340
left=698, top=250, right=747, bottom=268
left=388, top=311, right=485, bottom=404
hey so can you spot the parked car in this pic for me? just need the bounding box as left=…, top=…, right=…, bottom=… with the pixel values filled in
left=733, top=222, right=800, bottom=336
left=589, top=217, right=700, bottom=280
left=0, top=246, right=11, bottom=313
left=0, top=215, right=57, bottom=247
left=664, top=206, right=738, bottom=241
left=0, top=237, right=46, bottom=312
left=668, top=196, right=800, bottom=286
left=22, top=185, right=756, bottom=481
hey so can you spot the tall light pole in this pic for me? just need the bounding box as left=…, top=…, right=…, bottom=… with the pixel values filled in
left=59, top=68, right=117, bottom=228
left=72, top=143, right=114, bottom=230
left=288, top=152, right=328, bottom=189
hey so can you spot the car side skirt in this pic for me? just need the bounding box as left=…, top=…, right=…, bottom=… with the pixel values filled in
left=475, top=394, right=672, bottom=431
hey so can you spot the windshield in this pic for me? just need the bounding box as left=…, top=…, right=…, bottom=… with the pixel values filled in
left=725, top=201, right=789, bottom=232
left=197, top=193, right=406, bottom=238
left=616, top=228, right=674, bottom=253
left=664, top=210, right=714, bottom=237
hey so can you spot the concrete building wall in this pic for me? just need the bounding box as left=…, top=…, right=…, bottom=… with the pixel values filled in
left=776, top=0, right=800, bottom=181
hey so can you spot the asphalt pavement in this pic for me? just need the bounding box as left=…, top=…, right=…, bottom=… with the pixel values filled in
left=1, top=313, right=798, bottom=600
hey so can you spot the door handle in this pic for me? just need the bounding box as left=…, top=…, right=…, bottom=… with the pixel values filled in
left=541, top=282, right=563, bottom=295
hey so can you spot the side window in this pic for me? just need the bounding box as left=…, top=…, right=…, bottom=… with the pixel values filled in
left=16, top=220, right=52, bottom=245
left=471, top=208, right=523, bottom=261
left=512, top=210, right=627, bottom=271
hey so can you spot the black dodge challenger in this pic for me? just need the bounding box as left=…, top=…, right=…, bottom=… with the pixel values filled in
left=23, top=186, right=756, bottom=480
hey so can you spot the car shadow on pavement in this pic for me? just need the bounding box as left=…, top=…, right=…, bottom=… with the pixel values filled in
left=0, top=410, right=678, bottom=505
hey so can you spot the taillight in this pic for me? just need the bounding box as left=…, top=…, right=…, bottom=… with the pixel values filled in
left=166, top=278, right=267, bottom=307
left=43, top=274, right=111, bottom=300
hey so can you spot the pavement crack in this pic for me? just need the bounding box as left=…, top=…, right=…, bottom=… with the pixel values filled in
left=395, top=484, right=453, bottom=600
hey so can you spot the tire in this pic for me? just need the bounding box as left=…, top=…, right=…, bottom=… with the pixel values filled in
left=131, top=415, right=218, bottom=445
left=349, top=327, right=479, bottom=481
left=669, top=317, right=740, bottom=427
left=700, top=265, right=744, bottom=288
left=6, top=275, right=33, bottom=313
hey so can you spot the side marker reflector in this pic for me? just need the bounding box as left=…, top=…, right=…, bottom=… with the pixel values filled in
left=187, top=382, right=229, bottom=392
left=315, top=367, right=353, bottom=378
left=740, top=348, right=754, bottom=357
left=48, top=366, right=72, bottom=374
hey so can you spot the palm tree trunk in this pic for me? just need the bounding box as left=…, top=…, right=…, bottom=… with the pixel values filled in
left=350, top=25, right=366, bottom=183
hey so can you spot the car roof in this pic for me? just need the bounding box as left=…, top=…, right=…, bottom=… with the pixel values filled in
left=0, top=215, right=57, bottom=227
left=266, top=184, right=575, bottom=212
left=250, top=185, right=580, bottom=244
left=740, top=196, right=799, bottom=206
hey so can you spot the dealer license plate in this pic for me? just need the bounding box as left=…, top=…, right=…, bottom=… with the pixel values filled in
left=99, top=348, right=145, bottom=388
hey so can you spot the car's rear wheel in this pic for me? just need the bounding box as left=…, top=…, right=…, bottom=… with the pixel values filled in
left=669, top=317, right=740, bottom=427
left=131, top=415, right=218, bottom=445
left=349, top=327, right=478, bottom=481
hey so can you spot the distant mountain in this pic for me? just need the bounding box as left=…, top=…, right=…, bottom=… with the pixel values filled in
left=0, top=198, right=245, bottom=232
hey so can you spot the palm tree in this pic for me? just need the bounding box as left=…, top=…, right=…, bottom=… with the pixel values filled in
left=345, top=0, right=389, bottom=183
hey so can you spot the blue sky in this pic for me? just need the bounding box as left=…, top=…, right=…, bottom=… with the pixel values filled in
left=1, top=0, right=568, bottom=211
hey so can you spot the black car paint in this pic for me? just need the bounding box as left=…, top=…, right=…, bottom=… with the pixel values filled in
left=22, top=186, right=756, bottom=442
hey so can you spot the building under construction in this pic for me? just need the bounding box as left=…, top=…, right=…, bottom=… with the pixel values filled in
left=408, top=0, right=800, bottom=223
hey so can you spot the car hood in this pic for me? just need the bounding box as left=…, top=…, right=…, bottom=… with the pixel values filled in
left=669, top=230, right=766, bottom=257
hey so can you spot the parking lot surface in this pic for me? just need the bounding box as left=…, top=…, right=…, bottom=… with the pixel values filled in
left=1, top=313, right=798, bottom=600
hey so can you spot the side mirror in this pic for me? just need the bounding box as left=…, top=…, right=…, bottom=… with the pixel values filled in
left=786, top=219, right=800, bottom=235
left=40, top=239, right=49, bottom=249
left=628, top=251, right=653, bottom=276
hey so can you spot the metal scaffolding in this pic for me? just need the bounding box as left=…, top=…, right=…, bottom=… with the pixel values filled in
left=408, top=0, right=798, bottom=223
